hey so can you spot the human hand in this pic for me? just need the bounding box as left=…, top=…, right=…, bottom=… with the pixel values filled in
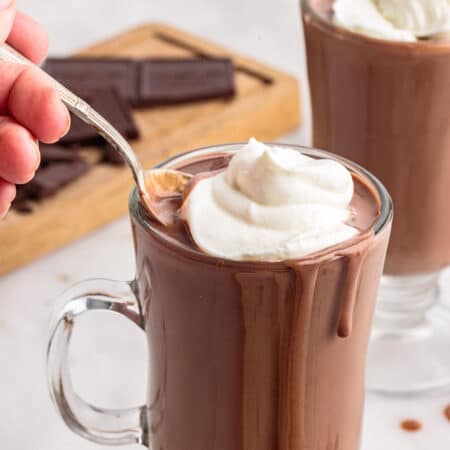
left=0, top=1, right=69, bottom=219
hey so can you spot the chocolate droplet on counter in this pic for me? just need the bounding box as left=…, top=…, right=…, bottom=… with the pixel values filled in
left=56, top=273, right=71, bottom=283
left=444, top=405, right=450, bottom=422
left=400, top=419, right=422, bottom=432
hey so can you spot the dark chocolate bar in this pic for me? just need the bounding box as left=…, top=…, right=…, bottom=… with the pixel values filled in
left=60, top=89, right=139, bottom=146
left=44, top=57, right=236, bottom=107
left=44, top=58, right=139, bottom=103
left=138, top=58, right=235, bottom=105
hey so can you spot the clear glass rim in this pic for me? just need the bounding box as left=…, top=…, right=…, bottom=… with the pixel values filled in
left=129, top=142, right=393, bottom=265
left=301, top=0, right=450, bottom=53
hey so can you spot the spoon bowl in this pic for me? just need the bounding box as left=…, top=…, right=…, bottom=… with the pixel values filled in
left=144, top=169, right=193, bottom=225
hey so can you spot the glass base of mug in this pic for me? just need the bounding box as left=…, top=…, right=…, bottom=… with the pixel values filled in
left=366, top=271, right=450, bottom=395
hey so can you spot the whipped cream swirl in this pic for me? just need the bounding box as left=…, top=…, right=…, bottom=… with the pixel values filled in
left=181, top=138, right=358, bottom=261
left=333, top=0, right=450, bottom=42
left=377, top=0, right=450, bottom=36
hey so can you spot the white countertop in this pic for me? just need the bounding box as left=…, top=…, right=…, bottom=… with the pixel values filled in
left=1, top=0, right=448, bottom=448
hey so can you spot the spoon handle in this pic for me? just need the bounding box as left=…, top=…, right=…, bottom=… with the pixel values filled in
left=0, top=44, right=146, bottom=192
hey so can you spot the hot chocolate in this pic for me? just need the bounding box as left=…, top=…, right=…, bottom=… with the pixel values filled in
left=46, top=142, right=392, bottom=450
left=130, top=142, right=391, bottom=450
left=303, top=0, right=450, bottom=275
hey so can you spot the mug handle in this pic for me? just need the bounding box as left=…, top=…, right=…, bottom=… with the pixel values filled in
left=47, top=279, right=148, bottom=447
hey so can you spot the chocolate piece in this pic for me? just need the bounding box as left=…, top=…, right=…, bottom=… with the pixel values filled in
left=444, top=405, right=450, bottom=422
left=93, top=89, right=139, bottom=165
left=60, top=89, right=139, bottom=146
left=44, top=58, right=139, bottom=103
left=91, top=89, right=139, bottom=140
left=139, top=58, right=235, bottom=105
left=12, top=186, right=34, bottom=213
left=12, top=148, right=89, bottom=213
left=40, top=143, right=81, bottom=165
left=26, top=160, right=89, bottom=199
left=102, top=143, right=125, bottom=165
left=60, top=115, right=100, bottom=146
left=12, top=201, right=34, bottom=214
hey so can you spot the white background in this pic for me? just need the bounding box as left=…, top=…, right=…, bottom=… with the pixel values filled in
left=0, top=0, right=448, bottom=449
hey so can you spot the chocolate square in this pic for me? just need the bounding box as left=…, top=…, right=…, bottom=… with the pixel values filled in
left=138, top=58, right=236, bottom=106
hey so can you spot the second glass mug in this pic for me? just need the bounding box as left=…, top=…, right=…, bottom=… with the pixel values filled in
left=47, top=144, right=392, bottom=450
left=301, top=0, right=450, bottom=394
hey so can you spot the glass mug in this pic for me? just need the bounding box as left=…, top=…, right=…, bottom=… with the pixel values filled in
left=47, top=144, right=392, bottom=450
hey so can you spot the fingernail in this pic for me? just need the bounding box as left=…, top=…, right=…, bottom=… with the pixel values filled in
left=61, top=108, right=71, bottom=138
left=0, top=0, right=14, bottom=10
left=33, top=140, right=41, bottom=171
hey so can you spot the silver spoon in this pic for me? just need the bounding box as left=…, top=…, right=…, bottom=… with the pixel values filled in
left=0, top=43, right=191, bottom=223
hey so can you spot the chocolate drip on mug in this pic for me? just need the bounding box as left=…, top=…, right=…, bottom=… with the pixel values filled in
left=286, top=263, right=321, bottom=450
left=337, top=235, right=374, bottom=338
left=236, top=271, right=293, bottom=450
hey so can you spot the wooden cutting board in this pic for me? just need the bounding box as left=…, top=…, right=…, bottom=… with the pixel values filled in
left=0, top=23, right=301, bottom=276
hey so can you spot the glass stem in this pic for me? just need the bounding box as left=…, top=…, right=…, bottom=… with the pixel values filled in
left=374, top=272, right=441, bottom=333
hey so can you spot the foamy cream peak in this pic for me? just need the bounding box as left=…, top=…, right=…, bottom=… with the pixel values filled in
left=333, top=0, right=450, bottom=42
left=181, top=138, right=358, bottom=261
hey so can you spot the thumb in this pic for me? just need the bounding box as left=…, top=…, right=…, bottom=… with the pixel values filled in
left=0, top=0, right=15, bottom=44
